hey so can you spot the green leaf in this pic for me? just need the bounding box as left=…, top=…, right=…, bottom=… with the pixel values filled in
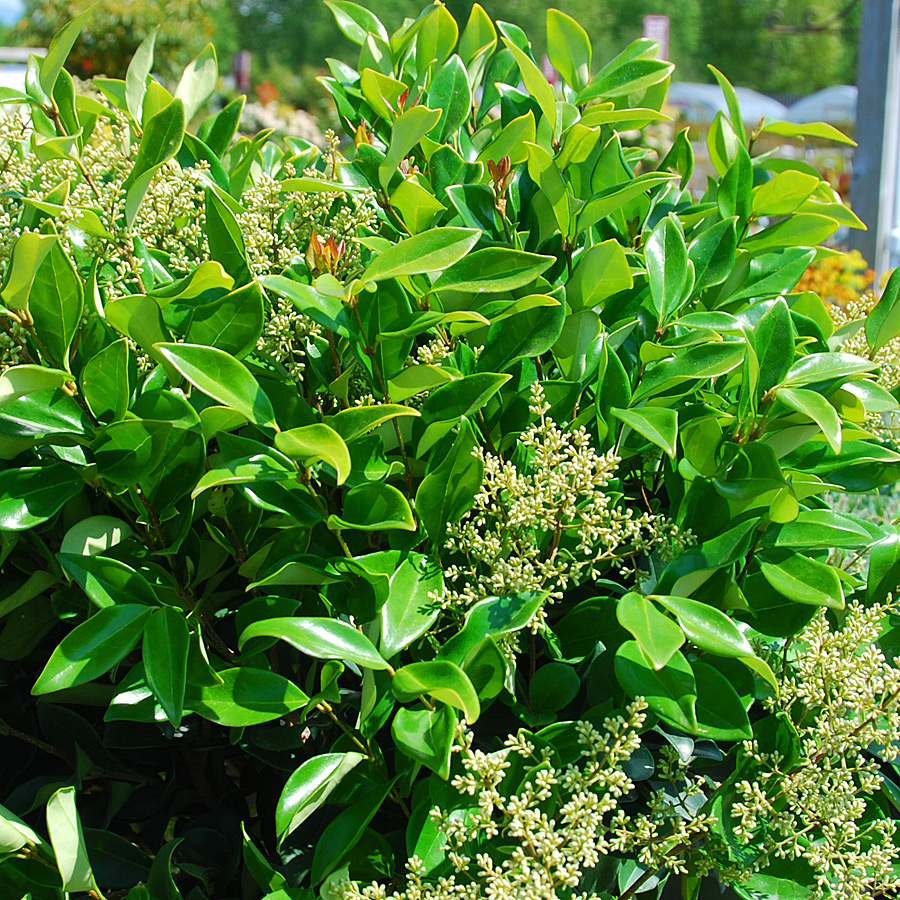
left=577, top=172, right=676, bottom=234
left=184, top=281, right=265, bottom=358
left=708, top=65, right=746, bottom=145
left=751, top=170, right=820, bottom=217
left=147, top=839, right=184, bottom=900
left=93, top=418, right=172, bottom=485
left=325, top=0, right=388, bottom=44
left=361, top=228, right=480, bottom=283
left=655, top=596, right=754, bottom=658
left=767, top=509, right=872, bottom=550
left=634, top=340, right=745, bottom=401
left=868, top=531, right=900, bottom=604
left=646, top=215, right=689, bottom=321
left=568, top=240, right=633, bottom=310
left=46, top=786, right=94, bottom=892
left=776, top=387, right=842, bottom=454
left=328, top=482, right=416, bottom=532
left=477, top=298, right=565, bottom=372
left=0, top=464, right=84, bottom=531
left=0, top=801, right=44, bottom=853
left=781, top=351, right=876, bottom=388
left=328, top=405, right=419, bottom=443
left=81, top=339, right=131, bottom=421
left=190, top=666, right=308, bottom=726
left=578, top=57, right=673, bottom=103
left=525, top=141, right=571, bottom=237
left=431, top=248, right=554, bottom=294
left=125, top=27, right=157, bottom=121
left=692, top=660, right=752, bottom=740
left=0, top=364, right=70, bottom=410
left=276, top=752, right=366, bottom=840
left=123, top=100, right=185, bottom=226
left=29, top=240, right=84, bottom=370
left=143, top=606, right=190, bottom=726
left=475, top=111, right=535, bottom=166
left=440, top=591, right=547, bottom=664
left=753, top=298, right=795, bottom=396
left=866, top=266, right=900, bottom=354
left=274, top=423, right=350, bottom=485
left=741, top=214, right=839, bottom=252
left=759, top=553, right=844, bottom=609
left=614, top=641, right=697, bottom=732
left=688, top=218, right=737, bottom=291
left=239, top=617, right=389, bottom=670
left=58, top=552, right=158, bottom=608
left=205, top=187, right=251, bottom=284
left=393, top=660, right=480, bottom=724
left=547, top=8, right=591, bottom=91
left=379, top=106, right=442, bottom=190
left=60, top=516, right=132, bottom=557
left=427, top=55, right=471, bottom=142
left=33, top=605, right=152, bottom=694
left=1, top=232, right=57, bottom=310
left=391, top=704, right=456, bottom=779
left=502, top=38, right=558, bottom=137
left=416, top=417, right=483, bottom=545
left=530, top=661, right=580, bottom=713
left=378, top=552, right=443, bottom=658
left=421, top=373, right=509, bottom=423
left=760, top=119, right=855, bottom=146
left=39, top=4, right=94, bottom=97
left=191, top=454, right=293, bottom=498
left=616, top=592, right=684, bottom=670
left=175, top=43, right=217, bottom=122
left=611, top=406, right=677, bottom=458
left=155, top=342, right=277, bottom=428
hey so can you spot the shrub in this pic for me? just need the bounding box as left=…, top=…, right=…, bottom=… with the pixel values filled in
left=0, top=4, right=899, bottom=900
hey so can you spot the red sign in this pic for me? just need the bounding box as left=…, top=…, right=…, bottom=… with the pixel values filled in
left=643, top=14, right=670, bottom=61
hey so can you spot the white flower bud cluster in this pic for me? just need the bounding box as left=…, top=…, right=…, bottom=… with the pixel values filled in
left=439, top=386, right=691, bottom=622
left=340, top=701, right=652, bottom=900
left=829, top=293, right=900, bottom=439
left=731, top=600, right=900, bottom=898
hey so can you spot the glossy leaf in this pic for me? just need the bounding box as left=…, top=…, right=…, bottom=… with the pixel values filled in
left=431, top=248, right=554, bottom=293
left=615, top=641, right=698, bottom=732
left=276, top=752, right=366, bottom=839
left=378, top=552, right=443, bottom=658
left=239, top=617, right=389, bottom=670
left=362, top=228, right=480, bottom=283
left=655, top=596, right=754, bottom=658
left=777, top=387, right=842, bottom=454
left=616, top=592, right=684, bottom=670
left=33, top=605, right=152, bottom=694
left=328, top=482, right=416, bottom=532
left=29, top=241, right=84, bottom=370
left=190, top=667, right=309, bottom=726
left=155, top=342, right=278, bottom=428
left=393, top=660, right=480, bottom=723
left=546, top=8, right=591, bottom=91
left=58, top=552, right=158, bottom=608
left=866, top=265, right=900, bottom=354
left=0, top=464, right=84, bottom=531
left=46, top=786, right=94, bottom=892
left=612, top=406, right=678, bottom=458
left=143, top=607, right=190, bottom=726
left=391, top=704, right=456, bottom=779
left=759, top=553, right=844, bottom=609
left=275, top=423, right=350, bottom=484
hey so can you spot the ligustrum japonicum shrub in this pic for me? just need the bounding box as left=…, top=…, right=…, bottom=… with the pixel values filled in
left=0, top=3, right=899, bottom=899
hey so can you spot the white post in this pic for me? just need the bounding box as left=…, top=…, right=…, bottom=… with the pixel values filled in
left=850, top=0, right=900, bottom=280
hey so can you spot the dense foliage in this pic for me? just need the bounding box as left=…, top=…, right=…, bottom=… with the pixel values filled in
left=1, top=4, right=900, bottom=900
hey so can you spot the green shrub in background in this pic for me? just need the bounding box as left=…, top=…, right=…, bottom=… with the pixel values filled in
left=1, top=3, right=900, bottom=900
